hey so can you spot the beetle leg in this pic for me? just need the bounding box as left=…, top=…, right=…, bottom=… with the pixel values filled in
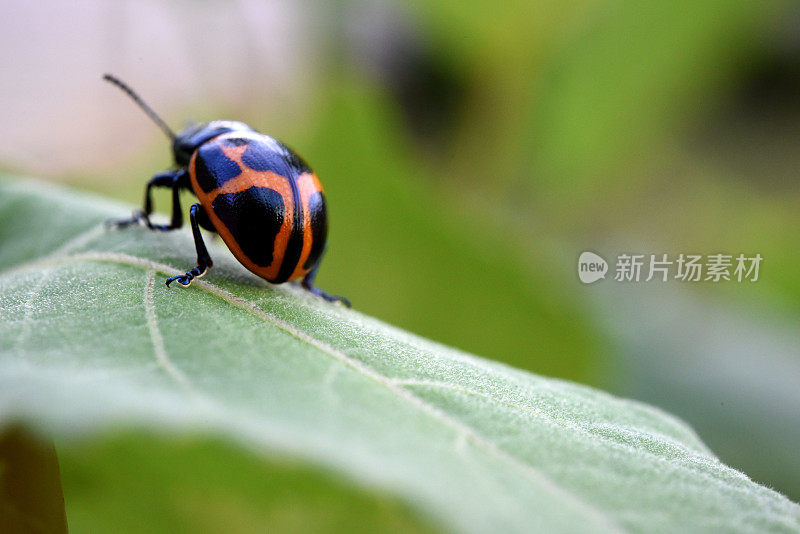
left=193, top=198, right=218, bottom=233
left=301, top=263, right=351, bottom=307
left=108, top=170, right=188, bottom=231
left=147, top=169, right=188, bottom=231
left=166, top=204, right=214, bottom=288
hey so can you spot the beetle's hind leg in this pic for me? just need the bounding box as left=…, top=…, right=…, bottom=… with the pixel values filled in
left=301, top=263, right=351, bottom=307
left=166, top=204, right=214, bottom=288
left=108, top=169, right=188, bottom=231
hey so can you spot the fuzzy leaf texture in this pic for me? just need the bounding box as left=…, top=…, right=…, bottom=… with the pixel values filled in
left=0, top=178, right=798, bottom=533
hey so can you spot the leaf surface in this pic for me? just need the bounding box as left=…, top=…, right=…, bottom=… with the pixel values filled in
left=0, top=178, right=798, bottom=533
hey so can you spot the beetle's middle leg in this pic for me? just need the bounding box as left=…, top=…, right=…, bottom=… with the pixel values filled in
left=166, top=204, right=214, bottom=287
left=109, top=169, right=188, bottom=231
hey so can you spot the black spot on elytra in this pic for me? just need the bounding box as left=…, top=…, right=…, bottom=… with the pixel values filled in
left=303, top=192, right=327, bottom=270
left=196, top=204, right=217, bottom=233
left=282, top=143, right=313, bottom=174
left=274, top=221, right=304, bottom=284
left=211, top=187, right=284, bottom=269
left=240, top=136, right=312, bottom=176
left=194, top=142, right=242, bottom=193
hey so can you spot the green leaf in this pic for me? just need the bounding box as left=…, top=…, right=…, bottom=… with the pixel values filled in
left=0, top=178, right=798, bottom=533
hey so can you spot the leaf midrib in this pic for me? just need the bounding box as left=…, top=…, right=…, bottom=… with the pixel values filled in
left=2, top=240, right=622, bottom=531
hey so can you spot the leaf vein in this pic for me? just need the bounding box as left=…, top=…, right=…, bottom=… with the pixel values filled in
left=5, top=249, right=623, bottom=531
left=390, top=378, right=743, bottom=487
left=143, top=268, right=199, bottom=396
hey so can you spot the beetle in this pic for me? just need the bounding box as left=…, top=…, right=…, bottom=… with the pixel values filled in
left=103, top=74, right=349, bottom=306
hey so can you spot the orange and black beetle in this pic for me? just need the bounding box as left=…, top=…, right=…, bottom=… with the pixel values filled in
left=104, top=74, right=349, bottom=306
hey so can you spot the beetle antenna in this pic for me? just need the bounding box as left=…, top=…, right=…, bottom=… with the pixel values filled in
left=103, top=73, right=176, bottom=141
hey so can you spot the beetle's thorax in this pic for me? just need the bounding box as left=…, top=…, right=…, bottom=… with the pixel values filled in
left=172, top=120, right=254, bottom=167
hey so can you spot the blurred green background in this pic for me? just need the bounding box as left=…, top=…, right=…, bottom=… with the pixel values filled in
left=2, top=0, right=799, bottom=521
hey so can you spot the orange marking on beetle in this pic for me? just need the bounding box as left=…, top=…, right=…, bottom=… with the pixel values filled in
left=189, top=147, right=296, bottom=282
left=218, top=143, right=248, bottom=165
left=289, top=172, right=325, bottom=280
left=206, top=171, right=290, bottom=201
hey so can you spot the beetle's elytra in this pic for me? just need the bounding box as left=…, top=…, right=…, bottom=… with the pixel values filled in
left=103, top=74, right=349, bottom=306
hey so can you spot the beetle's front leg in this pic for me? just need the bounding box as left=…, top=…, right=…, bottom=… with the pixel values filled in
left=108, top=170, right=188, bottom=231
left=166, top=203, right=214, bottom=287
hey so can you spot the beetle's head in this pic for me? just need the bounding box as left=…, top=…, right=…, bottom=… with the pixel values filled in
left=172, top=121, right=255, bottom=167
